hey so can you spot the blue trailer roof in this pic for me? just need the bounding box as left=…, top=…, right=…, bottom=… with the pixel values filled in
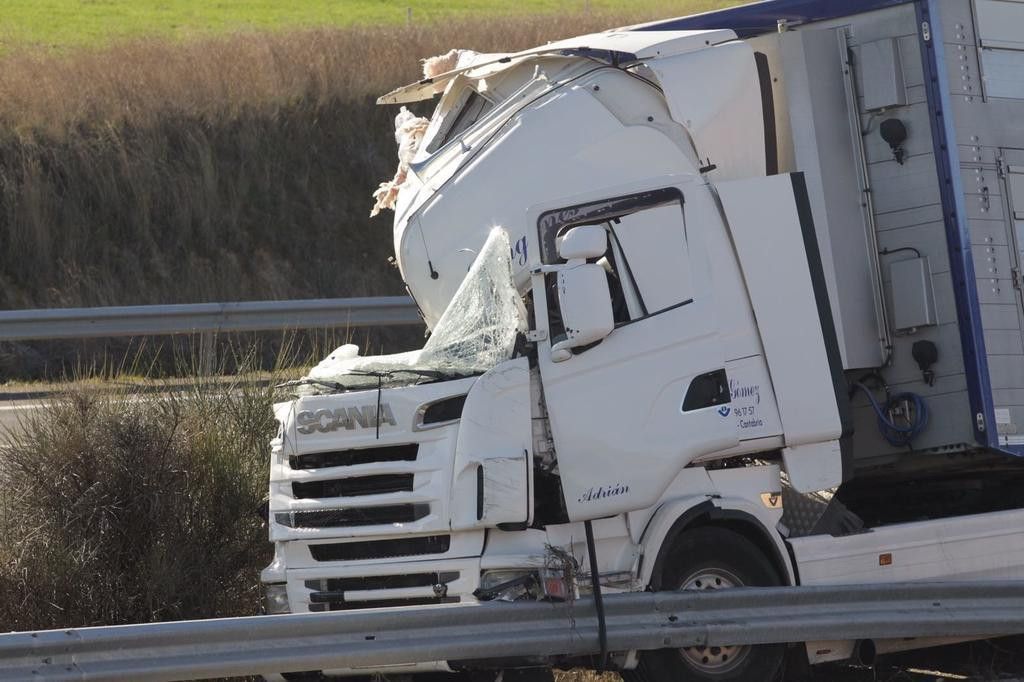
left=638, top=0, right=913, bottom=37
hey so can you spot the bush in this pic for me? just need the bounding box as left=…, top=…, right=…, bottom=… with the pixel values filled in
left=0, top=362, right=280, bottom=629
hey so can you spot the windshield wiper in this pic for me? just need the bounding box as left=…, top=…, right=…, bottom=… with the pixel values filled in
left=276, top=378, right=345, bottom=391
left=278, top=368, right=468, bottom=396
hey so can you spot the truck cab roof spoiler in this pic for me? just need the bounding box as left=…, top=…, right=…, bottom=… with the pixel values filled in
left=376, top=29, right=737, bottom=105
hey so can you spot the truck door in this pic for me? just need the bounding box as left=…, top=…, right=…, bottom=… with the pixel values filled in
left=1004, top=152, right=1024, bottom=314
left=531, top=184, right=739, bottom=521
left=997, top=150, right=1024, bottom=444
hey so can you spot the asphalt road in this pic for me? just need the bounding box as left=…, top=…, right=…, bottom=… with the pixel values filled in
left=0, top=399, right=39, bottom=433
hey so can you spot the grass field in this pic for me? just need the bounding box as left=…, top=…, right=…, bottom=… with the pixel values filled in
left=1, top=0, right=736, bottom=50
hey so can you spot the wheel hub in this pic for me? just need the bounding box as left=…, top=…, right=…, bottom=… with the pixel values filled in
left=677, top=568, right=751, bottom=675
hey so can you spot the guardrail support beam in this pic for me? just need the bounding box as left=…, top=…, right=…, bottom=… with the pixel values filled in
left=0, top=297, right=422, bottom=341
left=2, top=582, right=1024, bottom=681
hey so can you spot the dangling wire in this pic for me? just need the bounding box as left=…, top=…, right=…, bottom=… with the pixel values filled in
left=584, top=520, right=608, bottom=673
left=375, top=373, right=384, bottom=440
left=852, top=382, right=929, bottom=448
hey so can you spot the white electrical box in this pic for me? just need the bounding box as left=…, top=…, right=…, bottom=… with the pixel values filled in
left=890, top=257, right=937, bottom=332
left=859, top=38, right=907, bottom=111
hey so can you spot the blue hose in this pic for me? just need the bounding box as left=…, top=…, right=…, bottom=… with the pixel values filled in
left=852, top=382, right=929, bottom=448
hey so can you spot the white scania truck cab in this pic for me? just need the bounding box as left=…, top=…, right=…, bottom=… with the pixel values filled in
left=262, top=2, right=1024, bottom=680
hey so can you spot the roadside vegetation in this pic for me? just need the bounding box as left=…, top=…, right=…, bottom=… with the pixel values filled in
left=0, top=0, right=741, bottom=309
left=1, top=1, right=739, bottom=52
left=0, top=2, right=735, bottom=384
left=0, top=348, right=287, bottom=629
left=0, top=9, right=761, bottom=312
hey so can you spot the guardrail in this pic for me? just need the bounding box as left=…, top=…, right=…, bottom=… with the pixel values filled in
left=3, top=582, right=1024, bottom=681
left=0, top=297, right=422, bottom=341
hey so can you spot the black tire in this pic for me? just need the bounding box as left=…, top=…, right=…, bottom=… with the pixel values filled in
left=630, top=526, right=786, bottom=682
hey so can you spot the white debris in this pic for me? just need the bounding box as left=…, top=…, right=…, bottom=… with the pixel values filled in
left=422, top=48, right=479, bottom=86
left=370, top=48, right=479, bottom=217
left=370, top=106, right=430, bottom=217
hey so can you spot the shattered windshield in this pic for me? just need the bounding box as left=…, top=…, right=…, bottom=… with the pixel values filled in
left=291, top=228, right=526, bottom=396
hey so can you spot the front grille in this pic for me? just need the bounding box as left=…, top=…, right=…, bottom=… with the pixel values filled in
left=305, top=572, right=460, bottom=611
left=309, top=597, right=459, bottom=612
left=310, top=535, right=451, bottom=562
left=275, top=503, right=429, bottom=529
left=308, top=572, right=459, bottom=592
left=289, top=444, right=418, bottom=470
left=292, top=474, right=414, bottom=499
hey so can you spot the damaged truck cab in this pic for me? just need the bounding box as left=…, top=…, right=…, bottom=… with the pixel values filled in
left=264, top=3, right=1024, bottom=680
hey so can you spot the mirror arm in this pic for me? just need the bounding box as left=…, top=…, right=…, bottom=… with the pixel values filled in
left=549, top=341, right=574, bottom=363
left=533, top=259, right=585, bottom=275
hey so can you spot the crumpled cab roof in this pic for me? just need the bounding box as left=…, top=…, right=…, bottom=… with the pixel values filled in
left=376, top=28, right=737, bottom=105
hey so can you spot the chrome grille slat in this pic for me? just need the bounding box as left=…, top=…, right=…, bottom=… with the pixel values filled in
left=289, top=444, right=418, bottom=470
left=275, top=503, right=429, bottom=529
left=292, top=474, right=415, bottom=499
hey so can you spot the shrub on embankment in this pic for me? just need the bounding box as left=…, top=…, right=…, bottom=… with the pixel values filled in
left=0, top=368, right=278, bottom=629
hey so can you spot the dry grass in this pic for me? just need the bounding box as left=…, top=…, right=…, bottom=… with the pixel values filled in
left=0, top=11, right=698, bottom=132
left=0, top=348, right=282, bottom=629
left=0, top=7, right=742, bottom=380
left=0, top=9, right=739, bottom=311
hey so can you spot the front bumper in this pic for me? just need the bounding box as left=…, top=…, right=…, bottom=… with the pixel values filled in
left=263, top=553, right=483, bottom=680
left=285, top=555, right=483, bottom=614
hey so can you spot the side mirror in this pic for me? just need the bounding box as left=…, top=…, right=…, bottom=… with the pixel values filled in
left=551, top=264, right=615, bottom=362
left=557, top=225, right=607, bottom=261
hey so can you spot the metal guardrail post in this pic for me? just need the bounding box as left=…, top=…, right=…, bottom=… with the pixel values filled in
left=198, top=331, right=216, bottom=376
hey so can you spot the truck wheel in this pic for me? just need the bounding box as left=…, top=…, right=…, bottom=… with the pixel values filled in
left=633, top=527, right=785, bottom=682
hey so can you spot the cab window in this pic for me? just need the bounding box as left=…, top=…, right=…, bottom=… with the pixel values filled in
left=607, top=202, right=693, bottom=318
left=538, top=188, right=692, bottom=336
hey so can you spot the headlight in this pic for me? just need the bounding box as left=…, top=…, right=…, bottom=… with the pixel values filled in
left=262, top=583, right=290, bottom=615
left=476, top=570, right=535, bottom=601
left=475, top=569, right=572, bottom=602
left=414, top=394, right=467, bottom=431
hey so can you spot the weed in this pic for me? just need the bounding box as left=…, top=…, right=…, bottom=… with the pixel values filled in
left=0, top=345, right=288, bottom=628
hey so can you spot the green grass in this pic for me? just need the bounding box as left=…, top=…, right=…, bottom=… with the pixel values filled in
left=0, top=0, right=730, bottom=51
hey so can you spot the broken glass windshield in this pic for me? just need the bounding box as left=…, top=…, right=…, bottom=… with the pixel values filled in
left=293, top=228, right=526, bottom=395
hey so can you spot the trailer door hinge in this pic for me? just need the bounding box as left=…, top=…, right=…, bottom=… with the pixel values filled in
left=526, top=329, right=547, bottom=342
left=1012, top=268, right=1022, bottom=291
left=921, top=21, right=931, bottom=42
